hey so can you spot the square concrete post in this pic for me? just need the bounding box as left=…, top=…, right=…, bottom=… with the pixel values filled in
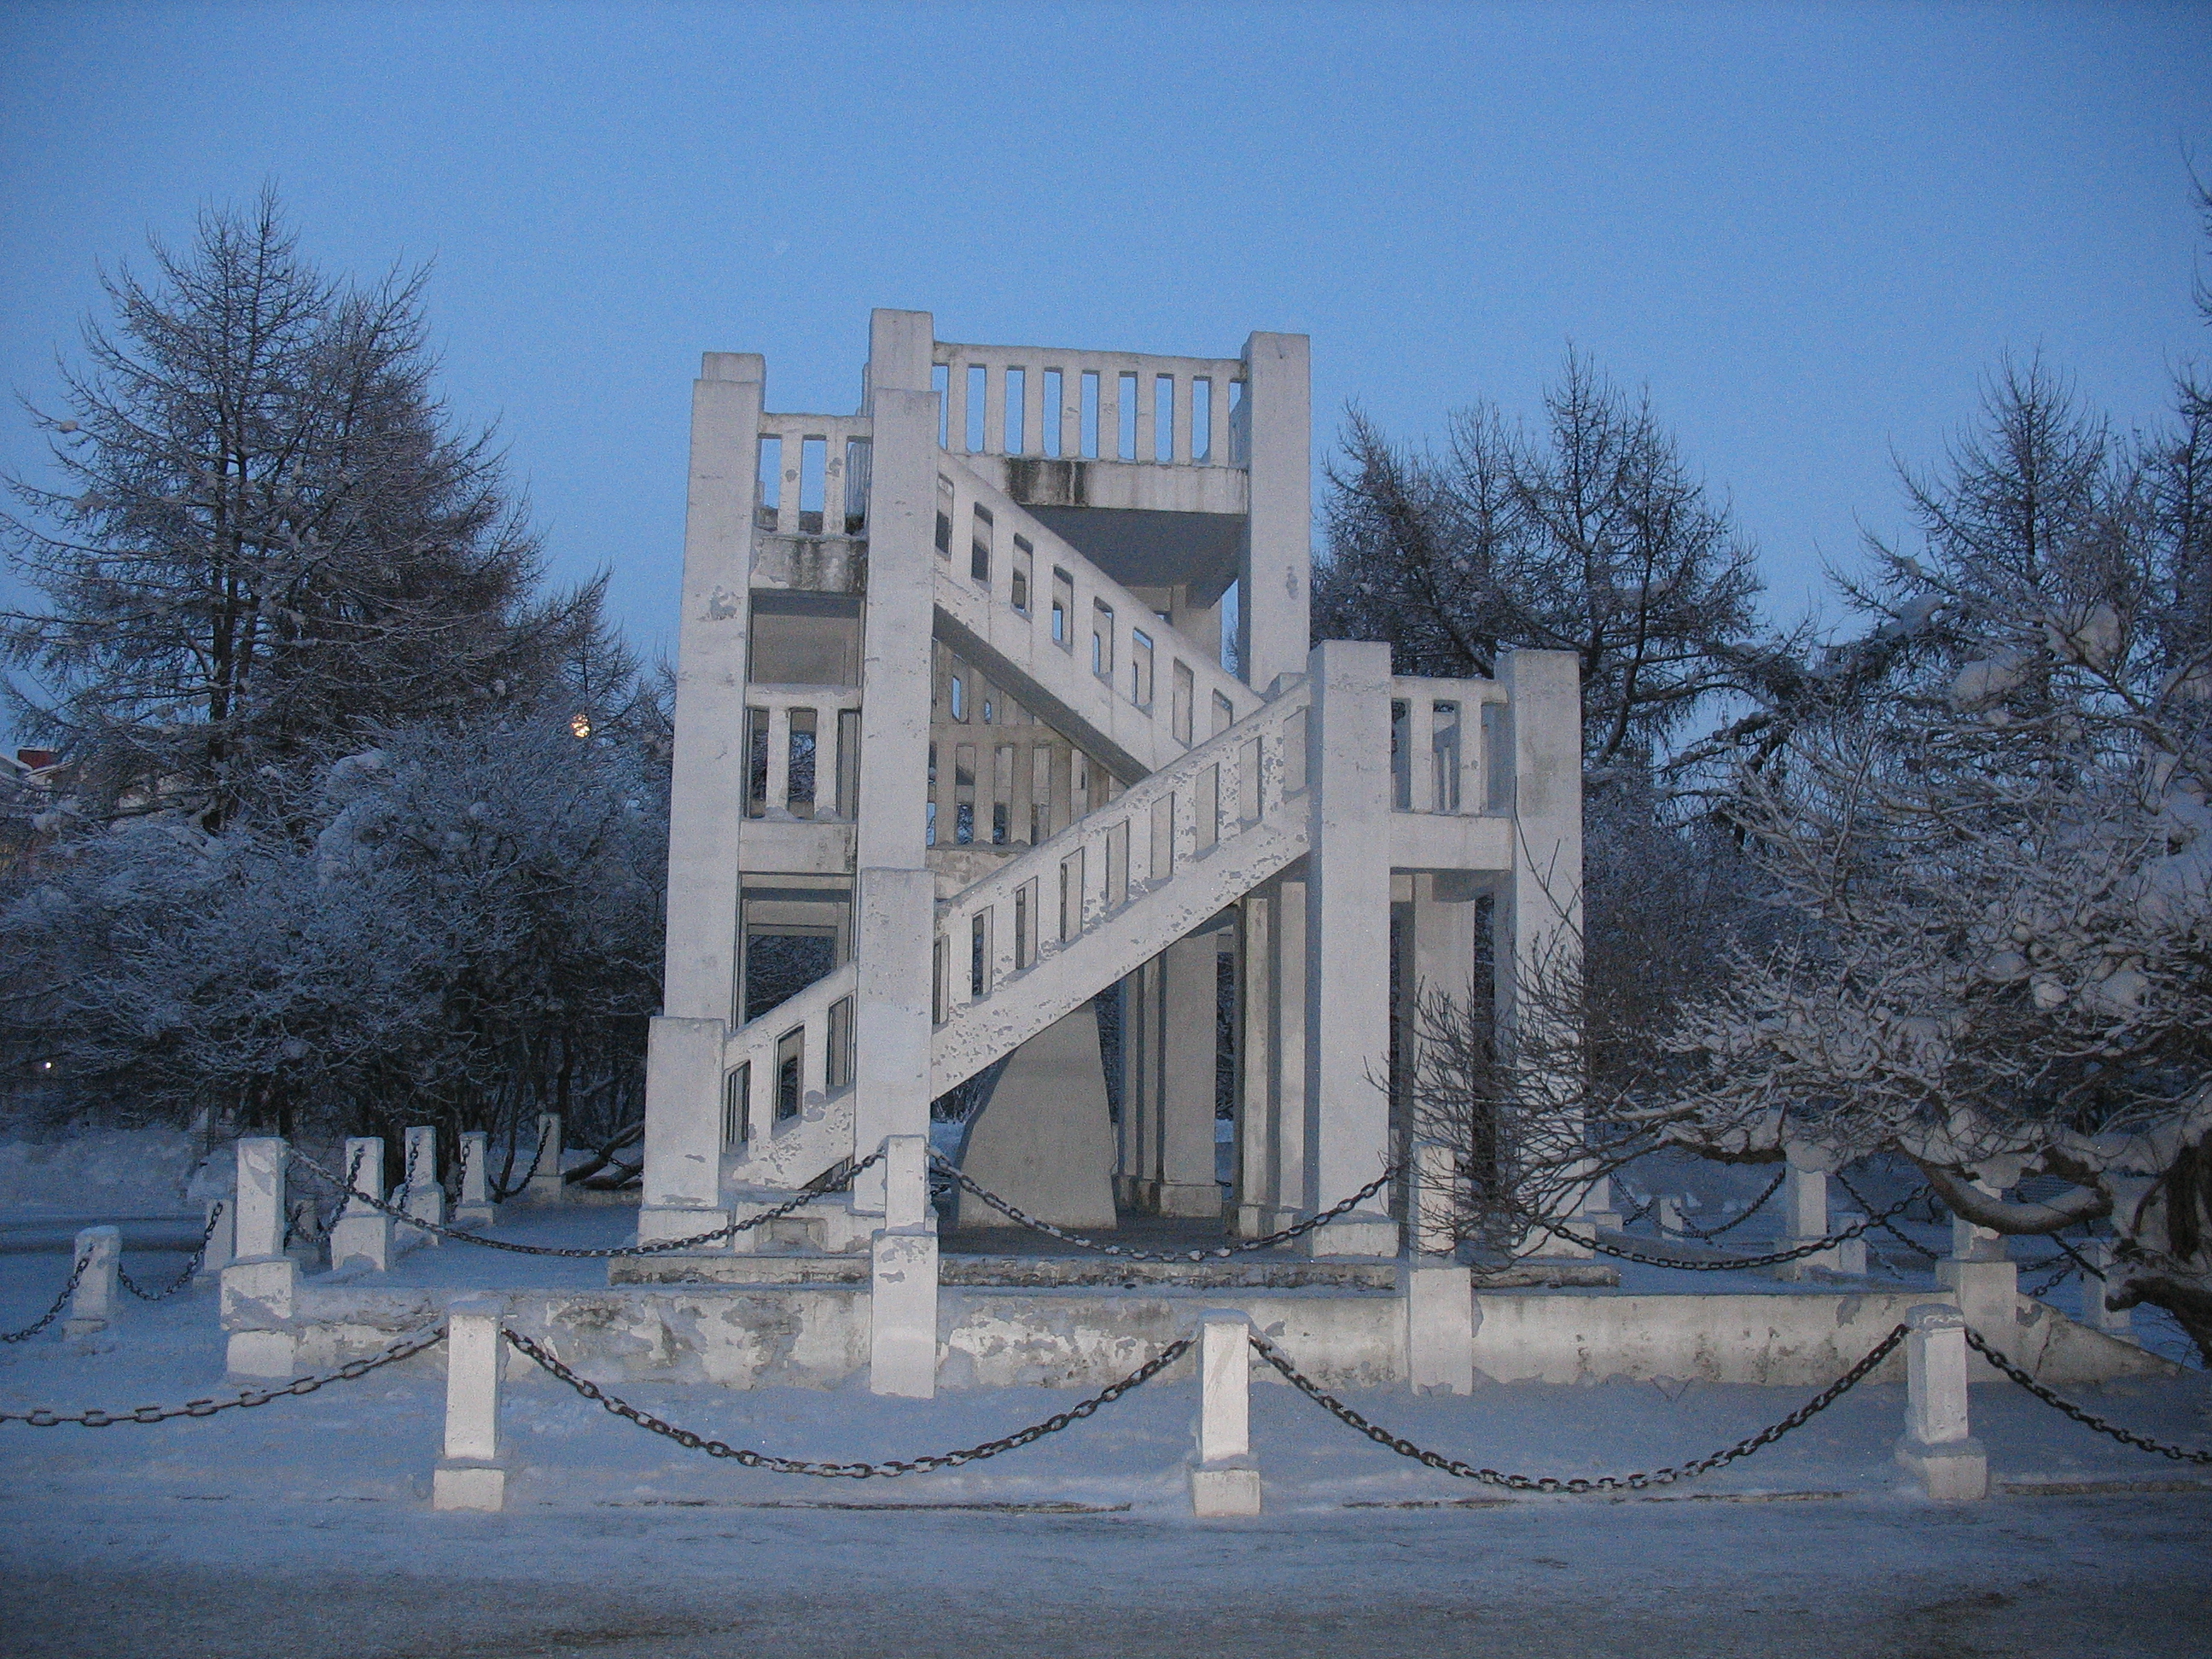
left=526, top=1113, right=567, bottom=1205
left=1775, top=1154, right=1838, bottom=1279
left=1948, top=1176, right=2005, bottom=1260
left=401, top=1126, right=444, bottom=1247
left=1233, top=893, right=1274, bottom=1237
left=1115, top=963, right=1154, bottom=1209
left=1936, top=1179, right=2017, bottom=1373
left=222, top=1137, right=298, bottom=1379
left=643, top=352, right=766, bottom=1234
left=1157, top=932, right=1224, bottom=1218
left=850, top=343, right=941, bottom=1223
left=328, top=1137, right=393, bottom=1273
left=1301, top=640, right=1397, bottom=1257
left=1656, top=1196, right=1685, bottom=1237
left=1404, top=1142, right=1475, bottom=1394
left=1266, top=875, right=1309, bottom=1233
left=2079, top=1241, right=2133, bottom=1340
left=1237, top=332, right=1312, bottom=695
left=1189, top=1309, right=1262, bottom=1516
left=1829, top=1214, right=1868, bottom=1276
left=197, top=1196, right=235, bottom=1282
left=1895, top=1304, right=1988, bottom=1500
left=453, top=1130, right=497, bottom=1227
left=870, top=1133, right=939, bottom=1398
left=433, top=1295, right=509, bottom=1511
left=62, top=1225, right=119, bottom=1341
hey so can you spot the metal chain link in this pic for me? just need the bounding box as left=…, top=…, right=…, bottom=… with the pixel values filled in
left=287, top=1146, right=878, bottom=1258
left=932, top=1152, right=1397, bottom=1261
left=0, top=1324, right=447, bottom=1427
left=0, top=1252, right=92, bottom=1344
left=1249, top=1324, right=1908, bottom=1493
left=1961, top=1327, right=2212, bottom=1465
left=1833, top=1169, right=1942, bottom=1262
left=117, top=1203, right=224, bottom=1302
left=1529, top=1189, right=1924, bottom=1273
left=1670, top=1167, right=1788, bottom=1243
left=503, top=1324, right=1191, bottom=1476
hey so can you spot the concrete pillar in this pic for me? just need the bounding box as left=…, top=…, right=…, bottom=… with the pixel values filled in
left=453, top=1130, right=497, bottom=1227
left=2079, top=1240, right=2133, bottom=1341
left=955, top=1005, right=1118, bottom=1230
left=1233, top=893, right=1273, bottom=1237
left=401, top=1126, right=444, bottom=1247
left=1895, top=1304, right=1988, bottom=1500
left=1188, top=1309, right=1262, bottom=1516
left=1113, top=969, right=1145, bottom=1210
left=222, top=1137, right=298, bottom=1379
left=1403, top=1140, right=1476, bottom=1394
left=1302, top=640, right=1397, bottom=1257
left=1656, top=1196, right=1685, bottom=1237
left=1410, top=1138, right=1458, bottom=1257
left=197, top=1196, right=235, bottom=1282
left=328, top=1137, right=393, bottom=1274
left=1124, top=958, right=1162, bottom=1209
left=1267, top=875, right=1309, bottom=1233
left=62, top=1225, right=119, bottom=1341
left=1830, top=1213, right=1868, bottom=1277
left=1936, top=1179, right=2017, bottom=1372
left=526, top=1113, right=566, bottom=1205
left=1157, top=932, right=1223, bottom=1218
left=1949, top=1179, right=2005, bottom=1261
left=433, top=1295, right=509, bottom=1511
left=1775, top=1154, right=1838, bottom=1279
left=870, top=1133, right=939, bottom=1398
left=850, top=331, right=940, bottom=1222
left=1237, top=331, right=1311, bottom=693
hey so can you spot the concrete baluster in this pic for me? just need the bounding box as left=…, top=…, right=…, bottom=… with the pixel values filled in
left=453, top=1130, right=498, bottom=1227
left=62, top=1225, right=119, bottom=1342
left=869, top=1134, right=939, bottom=1398
left=401, top=1126, right=445, bottom=1248
left=1895, top=1304, right=1989, bottom=1500
left=329, top=1137, right=393, bottom=1273
left=222, top=1137, right=300, bottom=1379
left=432, top=1295, right=509, bottom=1511
left=1189, top=1310, right=1262, bottom=1516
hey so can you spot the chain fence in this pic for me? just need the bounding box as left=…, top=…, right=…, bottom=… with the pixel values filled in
left=1523, top=1189, right=1925, bottom=1275
left=1, top=1252, right=93, bottom=1345
left=288, top=1147, right=878, bottom=1259
left=503, top=1324, right=1191, bottom=1476
left=1668, top=1167, right=1787, bottom=1243
left=933, top=1154, right=1396, bottom=1262
left=1250, top=1324, right=1909, bottom=1493
left=0, top=1324, right=447, bottom=1428
left=117, top=1203, right=225, bottom=1302
left=1962, top=1327, right=2212, bottom=1465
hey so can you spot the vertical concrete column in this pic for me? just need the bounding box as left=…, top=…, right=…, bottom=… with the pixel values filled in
left=197, top=1196, right=235, bottom=1282
left=870, top=1133, right=939, bottom=1398
left=401, top=1126, right=444, bottom=1247
left=433, top=1295, right=509, bottom=1511
left=453, top=1130, right=497, bottom=1227
left=1407, top=871, right=1479, bottom=1087
left=1949, top=1178, right=2005, bottom=1261
left=1775, top=1152, right=1837, bottom=1280
left=1656, top=1195, right=1685, bottom=1237
left=851, top=317, right=940, bottom=1224
left=1268, top=874, right=1309, bottom=1232
left=222, top=1138, right=298, bottom=1379
left=2080, top=1241, right=2133, bottom=1340
left=1119, top=961, right=1159, bottom=1209
left=1936, top=1178, right=2018, bottom=1371
left=1403, top=1140, right=1476, bottom=1394
left=62, top=1225, right=119, bottom=1341
left=1494, top=649, right=1584, bottom=1259
left=647, top=352, right=766, bottom=1231
left=528, top=1112, right=567, bottom=1205
left=1302, top=641, right=1397, bottom=1257
left=1188, top=1310, right=1261, bottom=1516
left=1895, top=1304, right=1988, bottom=1500
left=328, top=1137, right=393, bottom=1273
left=1157, top=932, right=1223, bottom=1218
left=1234, top=894, right=1274, bottom=1237
left=1237, top=331, right=1312, bottom=693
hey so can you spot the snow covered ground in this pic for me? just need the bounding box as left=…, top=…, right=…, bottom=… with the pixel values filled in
left=2, top=1231, right=2209, bottom=1656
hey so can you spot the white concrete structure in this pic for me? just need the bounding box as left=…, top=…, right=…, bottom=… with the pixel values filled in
left=221, top=1136, right=298, bottom=1378
left=453, top=1130, right=498, bottom=1228
left=328, top=1136, right=393, bottom=1274
left=400, top=1125, right=445, bottom=1247
left=525, top=1114, right=566, bottom=1204
left=639, top=311, right=1584, bottom=1393
left=433, top=1295, right=509, bottom=1511
left=62, top=1225, right=119, bottom=1342
left=1189, top=1308, right=1262, bottom=1516
left=1895, top=1303, right=1989, bottom=1501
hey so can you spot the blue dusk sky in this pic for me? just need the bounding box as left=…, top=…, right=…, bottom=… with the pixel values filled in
left=3, top=1, right=2209, bottom=672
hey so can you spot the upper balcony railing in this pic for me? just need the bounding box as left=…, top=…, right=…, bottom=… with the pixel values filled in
left=1391, top=677, right=1511, bottom=817
left=932, top=341, right=1247, bottom=469
left=756, top=414, right=873, bottom=538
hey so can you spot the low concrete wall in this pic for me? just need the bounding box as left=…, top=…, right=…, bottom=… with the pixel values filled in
left=271, top=1278, right=2173, bottom=1391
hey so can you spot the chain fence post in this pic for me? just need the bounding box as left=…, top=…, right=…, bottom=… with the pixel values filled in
left=196, top=1197, right=235, bottom=1284
left=870, top=1135, right=939, bottom=1399
left=452, top=1130, right=498, bottom=1227
left=329, top=1137, right=393, bottom=1273
left=1403, top=1139, right=1475, bottom=1395
left=433, top=1295, right=508, bottom=1511
left=2078, top=1240, right=2133, bottom=1342
left=1895, top=1304, right=1988, bottom=1501
left=1774, top=1150, right=1838, bottom=1280
left=1190, top=1311, right=1261, bottom=1516
left=223, top=1137, right=300, bottom=1380
left=1656, top=1195, right=1685, bottom=1238
left=61, top=1225, right=119, bottom=1343
left=527, top=1113, right=566, bottom=1205
left=1830, top=1211, right=1868, bottom=1277
left=400, top=1126, right=445, bottom=1249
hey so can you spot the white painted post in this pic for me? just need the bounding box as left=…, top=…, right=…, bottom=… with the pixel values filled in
left=1237, top=332, right=1312, bottom=692
left=1656, top=1196, right=1685, bottom=1238
left=62, top=1225, right=119, bottom=1341
left=526, top=1114, right=566, bottom=1205
left=198, top=1196, right=235, bottom=1282
left=1404, top=1139, right=1475, bottom=1394
left=328, top=1137, right=393, bottom=1273
left=1156, top=932, right=1223, bottom=1217
left=1831, top=1213, right=1868, bottom=1277
left=432, top=1295, right=509, bottom=1511
left=1576, top=1170, right=1621, bottom=1236
left=1189, top=1310, right=1262, bottom=1516
left=453, top=1130, right=498, bottom=1227
left=1775, top=1152, right=1838, bottom=1279
left=400, top=1126, right=445, bottom=1247
left=1895, top=1304, right=1988, bottom=1500
left=222, top=1138, right=299, bottom=1379
left=870, top=1134, right=939, bottom=1398
left=1936, top=1179, right=2018, bottom=1372
left=2079, top=1241, right=2133, bottom=1341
